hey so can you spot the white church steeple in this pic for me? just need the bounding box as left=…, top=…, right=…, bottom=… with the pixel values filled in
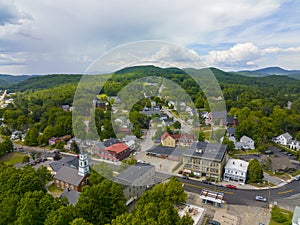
left=78, top=152, right=89, bottom=177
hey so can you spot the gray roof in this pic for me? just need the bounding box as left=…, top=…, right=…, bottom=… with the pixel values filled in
left=123, top=135, right=137, bottom=142
left=292, top=206, right=300, bottom=225
left=147, top=145, right=175, bottom=155
left=103, top=138, right=120, bottom=147
left=140, top=110, right=162, bottom=117
left=50, top=156, right=79, bottom=172
left=227, top=127, right=236, bottom=136
left=188, top=142, right=227, bottom=161
left=114, top=162, right=155, bottom=186
left=54, top=166, right=86, bottom=186
left=60, top=188, right=80, bottom=205
left=95, top=141, right=105, bottom=149
left=282, top=132, right=292, bottom=140
left=170, top=147, right=194, bottom=158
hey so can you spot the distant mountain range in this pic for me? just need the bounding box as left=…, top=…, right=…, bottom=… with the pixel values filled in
left=1, top=66, right=300, bottom=91
left=235, top=67, right=300, bottom=79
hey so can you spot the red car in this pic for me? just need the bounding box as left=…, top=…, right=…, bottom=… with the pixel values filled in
left=226, top=184, right=237, bottom=189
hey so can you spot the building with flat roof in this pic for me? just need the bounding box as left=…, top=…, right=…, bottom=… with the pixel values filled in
left=183, top=142, right=227, bottom=181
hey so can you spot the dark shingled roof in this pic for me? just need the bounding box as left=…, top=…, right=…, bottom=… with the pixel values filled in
left=103, top=138, right=120, bottom=147
left=50, top=156, right=79, bottom=173
left=227, top=127, right=236, bottom=136
left=147, top=145, right=175, bottom=155
left=54, top=166, right=85, bottom=186
left=60, top=188, right=80, bottom=205
left=188, top=141, right=227, bottom=161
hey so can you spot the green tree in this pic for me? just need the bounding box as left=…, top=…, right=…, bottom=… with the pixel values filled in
left=173, top=121, right=181, bottom=129
left=76, top=178, right=127, bottom=225
left=198, top=130, right=206, bottom=142
left=0, top=138, right=13, bottom=156
left=44, top=205, right=77, bottom=225
left=24, top=126, right=39, bottom=146
left=247, top=158, right=264, bottom=183
left=69, top=218, right=93, bottom=225
left=222, top=137, right=235, bottom=152
left=22, top=155, right=30, bottom=163
left=70, top=141, right=80, bottom=154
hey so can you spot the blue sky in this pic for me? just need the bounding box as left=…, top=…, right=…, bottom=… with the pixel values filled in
left=0, top=0, right=300, bottom=75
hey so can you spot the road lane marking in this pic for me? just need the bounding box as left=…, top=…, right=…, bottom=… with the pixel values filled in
left=183, top=182, right=234, bottom=195
left=277, top=189, right=293, bottom=195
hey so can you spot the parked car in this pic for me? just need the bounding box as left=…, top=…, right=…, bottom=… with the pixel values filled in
left=182, top=175, right=189, bottom=180
left=226, top=184, right=237, bottom=189
left=178, top=170, right=183, bottom=174
left=255, top=195, right=267, bottom=202
left=202, top=180, right=212, bottom=185
left=208, top=220, right=221, bottom=225
left=294, top=175, right=300, bottom=181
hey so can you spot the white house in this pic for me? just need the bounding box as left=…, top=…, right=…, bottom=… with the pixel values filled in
left=292, top=206, right=300, bottom=225
left=223, top=159, right=249, bottom=185
left=235, top=135, right=255, bottom=150
left=290, top=140, right=300, bottom=151
left=275, top=132, right=293, bottom=145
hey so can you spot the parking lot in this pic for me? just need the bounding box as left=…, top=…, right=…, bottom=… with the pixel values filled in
left=135, top=151, right=179, bottom=174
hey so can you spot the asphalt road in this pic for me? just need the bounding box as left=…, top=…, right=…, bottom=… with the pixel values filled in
left=177, top=176, right=300, bottom=207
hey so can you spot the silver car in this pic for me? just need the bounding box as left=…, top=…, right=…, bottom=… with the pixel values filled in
left=255, top=195, right=267, bottom=202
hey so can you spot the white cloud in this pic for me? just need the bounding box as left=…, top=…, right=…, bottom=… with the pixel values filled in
left=203, top=42, right=300, bottom=70
left=204, top=43, right=259, bottom=67
left=1, top=0, right=299, bottom=74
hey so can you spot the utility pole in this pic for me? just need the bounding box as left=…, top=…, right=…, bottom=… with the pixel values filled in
left=268, top=180, right=271, bottom=209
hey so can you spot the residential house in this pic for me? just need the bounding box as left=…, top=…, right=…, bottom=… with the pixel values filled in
left=48, top=135, right=72, bottom=146
left=235, top=135, right=255, bottom=150
left=183, top=142, right=228, bottom=181
left=53, top=153, right=90, bottom=192
left=180, top=133, right=195, bottom=146
left=223, top=159, right=249, bottom=185
left=207, top=111, right=237, bottom=127
left=114, top=162, right=155, bottom=204
left=161, top=132, right=180, bottom=147
left=292, top=206, right=300, bottom=225
left=290, top=140, right=300, bottom=151
left=226, top=127, right=236, bottom=137
left=161, top=132, right=195, bottom=147
left=118, top=126, right=131, bottom=135
left=99, top=143, right=130, bottom=161
left=274, top=132, right=293, bottom=145
left=161, top=118, right=174, bottom=127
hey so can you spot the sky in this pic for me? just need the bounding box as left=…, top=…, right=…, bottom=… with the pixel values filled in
left=0, top=0, right=300, bottom=75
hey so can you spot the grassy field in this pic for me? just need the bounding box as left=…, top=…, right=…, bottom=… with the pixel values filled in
left=269, top=206, right=293, bottom=225
left=0, top=152, right=24, bottom=165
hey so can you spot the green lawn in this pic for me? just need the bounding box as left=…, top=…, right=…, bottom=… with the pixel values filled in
left=0, top=152, right=24, bottom=166
left=269, top=206, right=292, bottom=225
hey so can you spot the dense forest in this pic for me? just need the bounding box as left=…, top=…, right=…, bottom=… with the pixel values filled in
left=0, top=65, right=299, bottom=148
left=0, top=164, right=191, bottom=225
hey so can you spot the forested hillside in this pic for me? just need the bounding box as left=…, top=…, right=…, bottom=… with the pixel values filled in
left=0, top=65, right=299, bottom=148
